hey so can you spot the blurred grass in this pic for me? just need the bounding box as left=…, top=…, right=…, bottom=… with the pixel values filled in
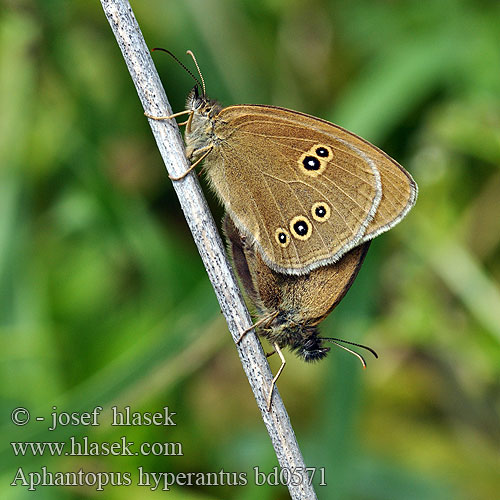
left=1, top=0, right=500, bottom=499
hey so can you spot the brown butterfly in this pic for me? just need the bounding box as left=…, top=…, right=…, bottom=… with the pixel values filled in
left=224, top=214, right=376, bottom=410
left=148, top=50, right=417, bottom=276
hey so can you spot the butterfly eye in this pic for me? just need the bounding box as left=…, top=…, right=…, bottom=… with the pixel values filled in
left=311, top=202, right=331, bottom=222
left=290, top=216, right=312, bottom=240
left=275, top=228, right=290, bottom=247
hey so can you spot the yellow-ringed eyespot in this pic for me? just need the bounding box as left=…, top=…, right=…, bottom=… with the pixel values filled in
left=275, top=228, right=290, bottom=247
left=289, top=216, right=312, bottom=240
left=311, top=202, right=331, bottom=222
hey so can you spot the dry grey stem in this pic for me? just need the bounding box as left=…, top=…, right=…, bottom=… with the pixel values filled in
left=100, top=1, right=318, bottom=498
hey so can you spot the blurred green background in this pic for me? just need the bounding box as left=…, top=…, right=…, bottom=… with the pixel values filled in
left=1, top=0, right=499, bottom=498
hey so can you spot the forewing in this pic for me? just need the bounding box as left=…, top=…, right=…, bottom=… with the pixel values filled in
left=209, top=105, right=381, bottom=274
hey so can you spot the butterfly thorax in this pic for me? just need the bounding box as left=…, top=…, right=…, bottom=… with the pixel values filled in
left=184, top=87, right=223, bottom=161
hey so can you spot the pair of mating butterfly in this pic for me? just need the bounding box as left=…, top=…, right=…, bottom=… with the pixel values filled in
left=148, top=50, right=417, bottom=410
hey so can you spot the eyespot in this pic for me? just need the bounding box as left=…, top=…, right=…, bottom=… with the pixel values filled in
left=313, top=144, right=332, bottom=158
left=290, top=216, right=312, bottom=240
left=298, top=154, right=326, bottom=177
left=298, top=144, right=332, bottom=177
left=315, top=146, right=330, bottom=158
left=311, top=202, right=331, bottom=222
left=275, top=228, right=290, bottom=247
left=302, top=156, right=320, bottom=171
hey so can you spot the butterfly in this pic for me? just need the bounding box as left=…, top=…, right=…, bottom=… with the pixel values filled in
left=147, top=50, right=417, bottom=276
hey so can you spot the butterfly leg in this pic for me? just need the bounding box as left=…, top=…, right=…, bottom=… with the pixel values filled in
left=267, top=343, right=286, bottom=411
left=144, top=109, right=192, bottom=121
left=174, top=110, right=194, bottom=131
left=236, top=311, right=279, bottom=344
left=169, top=145, right=213, bottom=181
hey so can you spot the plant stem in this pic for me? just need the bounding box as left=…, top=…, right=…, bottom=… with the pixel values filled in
left=100, top=1, right=318, bottom=498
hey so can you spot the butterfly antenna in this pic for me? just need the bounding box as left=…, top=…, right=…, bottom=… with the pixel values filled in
left=186, top=50, right=206, bottom=96
left=151, top=48, right=203, bottom=91
left=323, top=337, right=378, bottom=369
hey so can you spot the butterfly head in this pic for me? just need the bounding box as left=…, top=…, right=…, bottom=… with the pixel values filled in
left=291, top=328, right=331, bottom=362
left=183, top=86, right=222, bottom=160
left=263, top=318, right=331, bottom=362
left=186, top=84, right=205, bottom=110
left=262, top=314, right=378, bottom=366
left=185, top=85, right=222, bottom=117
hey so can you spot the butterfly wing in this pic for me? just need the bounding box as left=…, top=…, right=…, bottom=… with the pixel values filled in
left=224, top=213, right=370, bottom=326
left=206, top=105, right=386, bottom=274
left=297, top=241, right=371, bottom=323
left=270, top=241, right=370, bottom=325
left=327, top=121, right=418, bottom=240
left=223, top=213, right=261, bottom=308
left=203, top=105, right=415, bottom=275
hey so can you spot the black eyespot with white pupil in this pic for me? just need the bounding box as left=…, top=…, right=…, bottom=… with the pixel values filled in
left=303, top=156, right=320, bottom=171
left=289, top=216, right=312, bottom=240
left=315, top=205, right=327, bottom=218
left=311, top=201, right=331, bottom=222
left=275, top=228, right=290, bottom=247
left=316, top=147, right=329, bottom=157
left=293, top=221, right=309, bottom=236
